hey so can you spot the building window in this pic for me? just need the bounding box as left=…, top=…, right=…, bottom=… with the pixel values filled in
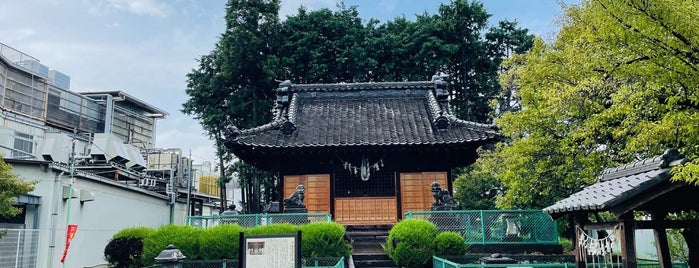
left=13, top=132, right=33, bottom=157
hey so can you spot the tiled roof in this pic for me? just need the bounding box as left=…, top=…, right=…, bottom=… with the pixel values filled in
left=543, top=149, right=687, bottom=215
left=226, top=79, right=497, bottom=148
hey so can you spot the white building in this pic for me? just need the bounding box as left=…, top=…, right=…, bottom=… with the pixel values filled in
left=0, top=42, right=218, bottom=268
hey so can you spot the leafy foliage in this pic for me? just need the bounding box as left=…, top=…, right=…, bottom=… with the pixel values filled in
left=198, top=224, right=245, bottom=260
left=246, top=222, right=300, bottom=235
left=141, top=225, right=202, bottom=266
left=0, top=157, right=35, bottom=218
left=104, top=238, right=145, bottom=268
left=104, top=227, right=155, bottom=268
left=383, top=219, right=437, bottom=268
left=453, top=165, right=500, bottom=210
left=108, top=222, right=351, bottom=264
left=300, top=222, right=352, bottom=258
left=465, top=0, right=699, bottom=209
left=435, top=231, right=468, bottom=257
left=112, top=226, right=156, bottom=240
left=184, top=1, right=534, bottom=210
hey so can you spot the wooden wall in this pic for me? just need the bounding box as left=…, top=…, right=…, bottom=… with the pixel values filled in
left=399, top=172, right=448, bottom=217
left=334, top=197, right=398, bottom=225
left=283, top=174, right=330, bottom=213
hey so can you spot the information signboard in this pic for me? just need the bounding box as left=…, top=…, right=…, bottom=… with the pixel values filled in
left=240, top=231, right=301, bottom=268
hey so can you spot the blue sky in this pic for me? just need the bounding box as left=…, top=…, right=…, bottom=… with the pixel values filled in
left=0, top=0, right=575, bottom=164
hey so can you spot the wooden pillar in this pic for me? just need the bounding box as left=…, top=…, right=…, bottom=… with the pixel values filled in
left=651, top=212, right=672, bottom=268
left=619, top=213, right=637, bottom=268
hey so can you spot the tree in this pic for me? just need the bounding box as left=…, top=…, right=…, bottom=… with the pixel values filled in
left=453, top=164, right=500, bottom=210
left=183, top=0, right=281, bottom=212
left=0, top=158, right=35, bottom=218
left=471, top=0, right=698, bottom=209
left=185, top=0, right=536, bottom=211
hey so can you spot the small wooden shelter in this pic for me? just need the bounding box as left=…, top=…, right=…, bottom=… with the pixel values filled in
left=544, top=149, right=699, bottom=268
left=224, top=78, right=497, bottom=225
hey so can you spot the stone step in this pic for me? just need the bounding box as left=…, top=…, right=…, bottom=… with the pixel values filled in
left=352, top=253, right=399, bottom=268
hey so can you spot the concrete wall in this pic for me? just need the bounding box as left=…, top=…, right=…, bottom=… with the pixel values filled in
left=9, top=161, right=197, bottom=268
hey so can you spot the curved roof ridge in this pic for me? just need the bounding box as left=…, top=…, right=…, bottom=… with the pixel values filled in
left=445, top=115, right=497, bottom=130
left=238, top=119, right=285, bottom=136
left=287, top=93, right=299, bottom=123
left=598, top=148, right=684, bottom=182
left=278, top=81, right=436, bottom=93
left=426, top=90, right=443, bottom=119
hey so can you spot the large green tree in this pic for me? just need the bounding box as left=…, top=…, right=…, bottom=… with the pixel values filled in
left=183, top=0, right=281, bottom=212
left=184, top=0, right=534, bottom=211
left=472, top=0, right=698, bottom=209
left=0, top=158, right=35, bottom=218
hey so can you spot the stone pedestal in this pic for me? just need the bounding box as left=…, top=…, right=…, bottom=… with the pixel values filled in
left=283, top=206, right=308, bottom=213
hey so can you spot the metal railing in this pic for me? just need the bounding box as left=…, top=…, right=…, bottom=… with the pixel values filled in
left=142, top=257, right=344, bottom=268
left=433, top=257, right=689, bottom=268
left=434, top=257, right=574, bottom=268
left=405, top=210, right=559, bottom=244
left=0, top=229, right=40, bottom=268
left=186, top=213, right=332, bottom=228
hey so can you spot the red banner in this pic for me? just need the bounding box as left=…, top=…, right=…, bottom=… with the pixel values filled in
left=60, top=224, right=78, bottom=263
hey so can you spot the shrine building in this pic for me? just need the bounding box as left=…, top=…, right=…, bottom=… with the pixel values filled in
left=224, top=77, right=498, bottom=225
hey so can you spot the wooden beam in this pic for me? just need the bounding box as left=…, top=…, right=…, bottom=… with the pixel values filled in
left=611, top=180, right=682, bottom=216
left=582, top=219, right=699, bottom=230
left=635, top=219, right=699, bottom=229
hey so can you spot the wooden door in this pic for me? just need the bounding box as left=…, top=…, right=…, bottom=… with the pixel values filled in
left=284, top=174, right=330, bottom=213
left=399, top=172, right=448, bottom=217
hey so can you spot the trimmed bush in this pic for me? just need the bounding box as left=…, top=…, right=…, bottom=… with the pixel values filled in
left=383, top=219, right=437, bottom=268
left=113, top=226, right=156, bottom=240
left=199, top=224, right=246, bottom=260
left=435, top=231, right=467, bottom=256
left=300, top=222, right=352, bottom=258
left=141, top=225, right=202, bottom=266
left=246, top=223, right=300, bottom=235
left=104, top=226, right=155, bottom=268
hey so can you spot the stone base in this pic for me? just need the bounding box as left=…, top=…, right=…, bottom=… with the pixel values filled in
left=431, top=205, right=453, bottom=211
left=283, top=207, right=308, bottom=213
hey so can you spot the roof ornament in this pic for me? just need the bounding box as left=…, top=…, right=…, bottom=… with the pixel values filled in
left=434, top=115, right=450, bottom=130
left=280, top=121, right=296, bottom=135
left=276, top=80, right=292, bottom=106
left=432, top=74, right=449, bottom=100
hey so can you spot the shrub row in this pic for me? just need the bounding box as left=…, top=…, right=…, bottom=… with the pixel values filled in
left=104, top=222, right=351, bottom=267
left=383, top=219, right=468, bottom=268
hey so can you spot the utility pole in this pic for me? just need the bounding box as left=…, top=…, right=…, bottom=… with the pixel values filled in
left=186, top=150, right=192, bottom=217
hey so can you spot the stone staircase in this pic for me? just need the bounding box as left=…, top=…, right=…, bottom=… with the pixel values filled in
left=346, top=225, right=399, bottom=268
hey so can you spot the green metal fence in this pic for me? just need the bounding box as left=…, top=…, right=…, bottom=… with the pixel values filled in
left=405, top=210, right=558, bottom=244
left=433, top=257, right=574, bottom=268
left=186, top=213, right=332, bottom=228
left=433, top=257, right=689, bottom=268
left=142, top=257, right=343, bottom=268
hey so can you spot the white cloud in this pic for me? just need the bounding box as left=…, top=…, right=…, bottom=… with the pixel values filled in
left=89, top=0, right=170, bottom=17
left=378, top=0, right=397, bottom=13
left=0, top=28, right=38, bottom=43
left=156, top=115, right=217, bottom=164
left=279, top=0, right=336, bottom=19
